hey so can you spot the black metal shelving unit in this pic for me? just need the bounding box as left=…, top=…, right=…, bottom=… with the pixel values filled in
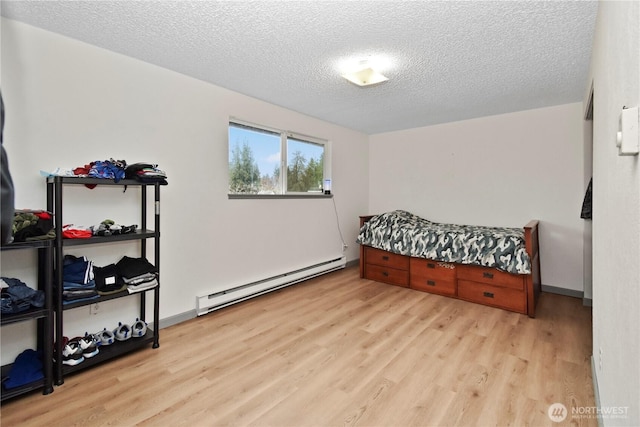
left=46, top=176, right=162, bottom=385
left=1, top=239, right=55, bottom=401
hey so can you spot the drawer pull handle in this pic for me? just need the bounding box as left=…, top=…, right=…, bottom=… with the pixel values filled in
left=483, top=272, right=494, bottom=279
left=382, top=256, right=389, bottom=261
left=427, top=263, right=436, bottom=269
left=382, top=271, right=389, bottom=277
left=427, top=280, right=436, bottom=286
left=483, top=291, right=494, bottom=298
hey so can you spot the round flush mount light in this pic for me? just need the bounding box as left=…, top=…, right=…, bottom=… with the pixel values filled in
left=337, top=55, right=395, bottom=87
left=342, top=67, right=388, bottom=87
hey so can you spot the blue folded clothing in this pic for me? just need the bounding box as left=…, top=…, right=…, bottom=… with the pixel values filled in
left=3, top=349, right=44, bottom=389
left=63, top=255, right=94, bottom=285
left=1, top=289, right=31, bottom=313
left=63, top=279, right=97, bottom=290
left=0, top=277, right=45, bottom=314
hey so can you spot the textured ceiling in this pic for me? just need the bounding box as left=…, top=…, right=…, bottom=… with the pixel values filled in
left=1, top=0, right=598, bottom=134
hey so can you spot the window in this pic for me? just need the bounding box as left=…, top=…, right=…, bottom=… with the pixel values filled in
left=228, top=120, right=329, bottom=196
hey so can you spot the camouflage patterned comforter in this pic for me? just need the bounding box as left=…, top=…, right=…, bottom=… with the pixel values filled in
left=356, top=210, right=531, bottom=274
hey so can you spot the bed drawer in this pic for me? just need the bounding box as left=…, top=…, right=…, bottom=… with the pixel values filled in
left=364, top=263, right=409, bottom=288
left=456, top=264, right=524, bottom=290
left=457, top=280, right=526, bottom=313
left=409, top=258, right=456, bottom=296
left=409, top=276, right=456, bottom=296
left=410, top=258, right=456, bottom=280
left=364, top=246, right=409, bottom=270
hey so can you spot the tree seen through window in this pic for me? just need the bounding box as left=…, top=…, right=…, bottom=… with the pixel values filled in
left=229, top=122, right=326, bottom=195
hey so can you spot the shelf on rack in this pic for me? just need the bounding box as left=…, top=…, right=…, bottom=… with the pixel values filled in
left=48, top=174, right=161, bottom=386
left=1, top=361, right=53, bottom=401
left=46, top=176, right=167, bottom=186
left=61, top=286, right=157, bottom=311
left=1, top=240, right=54, bottom=251
left=60, top=328, right=156, bottom=376
left=61, top=229, right=158, bottom=246
left=0, top=235, right=54, bottom=400
left=1, top=307, right=50, bottom=326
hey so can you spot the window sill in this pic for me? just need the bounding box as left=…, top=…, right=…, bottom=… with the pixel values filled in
left=228, top=193, right=333, bottom=200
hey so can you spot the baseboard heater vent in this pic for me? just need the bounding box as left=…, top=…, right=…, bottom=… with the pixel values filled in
left=196, top=256, right=346, bottom=316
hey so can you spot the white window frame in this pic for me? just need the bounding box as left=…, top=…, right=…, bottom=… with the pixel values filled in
left=228, top=118, right=331, bottom=198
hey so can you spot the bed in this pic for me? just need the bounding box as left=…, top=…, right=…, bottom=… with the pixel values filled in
left=357, top=210, right=541, bottom=317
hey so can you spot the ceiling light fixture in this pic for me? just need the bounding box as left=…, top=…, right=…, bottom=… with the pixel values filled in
left=342, top=67, right=389, bottom=87
left=340, top=58, right=390, bottom=87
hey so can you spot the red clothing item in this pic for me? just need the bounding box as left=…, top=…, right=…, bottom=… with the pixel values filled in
left=73, top=163, right=97, bottom=189
left=73, top=163, right=94, bottom=176
left=62, top=224, right=92, bottom=239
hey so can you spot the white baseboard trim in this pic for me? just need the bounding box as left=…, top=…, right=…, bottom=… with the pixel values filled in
left=542, top=284, right=584, bottom=299
left=156, top=309, right=197, bottom=330
left=345, top=258, right=359, bottom=268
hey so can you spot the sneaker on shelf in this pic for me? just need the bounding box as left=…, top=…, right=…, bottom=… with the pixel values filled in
left=131, top=318, right=147, bottom=338
left=59, top=337, right=85, bottom=366
left=76, top=333, right=99, bottom=358
left=96, top=328, right=115, bottom=346
left=92, top=332, right=103, bottom=347
left=114, top=322, right=131, bottom=341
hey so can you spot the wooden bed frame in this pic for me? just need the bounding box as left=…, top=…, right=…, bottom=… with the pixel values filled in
left=359, top=216, right=541, bottom=318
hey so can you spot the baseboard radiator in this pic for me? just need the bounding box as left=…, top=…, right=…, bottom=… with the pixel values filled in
left=196, top=256, right=346, bottom=316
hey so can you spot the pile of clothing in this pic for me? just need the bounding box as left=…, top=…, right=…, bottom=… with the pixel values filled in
left=11, top=210, right=55, bottom=242
left=2, top=349, right=44, bottom=390
left=90, top=219, right=137, bottom=237
left=93, top=263, right=126, bottom=295
left=124, top=163, right=167, bottom=184
left=73, top=158, right=127, bottom=182
left=44, top=159, right=167, bottom=186
left=61, top=219, right=138, bottom=239
left=1, top=277, right=45, bottom=314
left=61, top=255, right=158, bottom=301
left=61, top=224, right=93, bottom=239
left=115, top=256, right=158, bottom=294
left=62, top=255, right=99, bottom=305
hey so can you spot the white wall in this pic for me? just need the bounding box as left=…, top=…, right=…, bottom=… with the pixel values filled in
left=588, top=1, right=640, bottom=425
left=369, top=103, right=586, bottom=292
left=0, top=18, right=368, bottom=361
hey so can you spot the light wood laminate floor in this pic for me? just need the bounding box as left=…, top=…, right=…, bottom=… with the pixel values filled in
left=1, top=266, right=596, bottom=426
